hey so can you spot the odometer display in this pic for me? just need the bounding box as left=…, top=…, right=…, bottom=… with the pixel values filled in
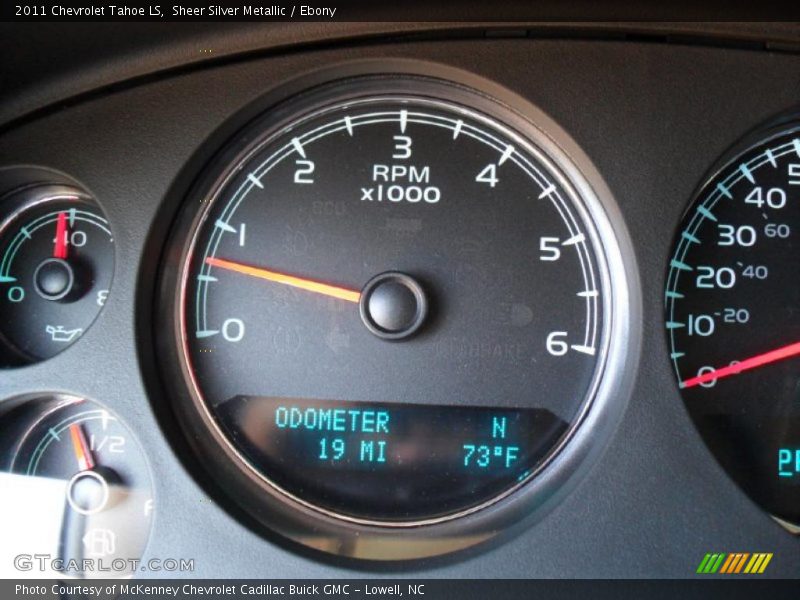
left=218, top=396, right=566, bottom=520
left=166, top=78, right=624, bottom=528
left=666, top=124, right=800, bottom=528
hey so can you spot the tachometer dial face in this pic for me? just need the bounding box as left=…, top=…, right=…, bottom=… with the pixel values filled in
left=165, top=78, right=624, bottom=529
left=0, top=186, right=114, bottom=366
left=666, top=124, right=800, bottom=528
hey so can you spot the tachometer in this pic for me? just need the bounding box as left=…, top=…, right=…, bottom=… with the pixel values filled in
left=666, top=119, right=800, bottom=529
left=157, top=74, right=635, bottom=558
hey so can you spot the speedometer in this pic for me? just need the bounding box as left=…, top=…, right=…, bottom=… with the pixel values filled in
left=666, top=119, right=800, bottom=529
left=157, top=74, right=635, bottom=558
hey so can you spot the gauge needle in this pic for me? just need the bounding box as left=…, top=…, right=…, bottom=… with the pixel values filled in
left=205, top=256, right=361, bottom=303
left=54, top=211, right=69, bottom=259
left=68, top=423, right=95, bottom=472
left=681, top=340, right=800, bottom=389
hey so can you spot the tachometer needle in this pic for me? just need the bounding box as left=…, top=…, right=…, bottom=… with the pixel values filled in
left=68, top=423, right=95, bottom=472
left=205, top=256, right=361, bottom=303
left=54, top=211, right=68, bottom=259
left=681, top=340, right=800, bottom=389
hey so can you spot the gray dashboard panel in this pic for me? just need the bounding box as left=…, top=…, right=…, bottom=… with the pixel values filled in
left=0, top=36, right=799, bottom=576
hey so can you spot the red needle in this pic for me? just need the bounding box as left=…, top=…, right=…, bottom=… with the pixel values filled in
left=54, top=211, right=68, bottom=259
left=681, top=340, right=800, bottom=389
left=205, top=256, right=361, bottom=303
left=68, top=423, right=95, bottom=471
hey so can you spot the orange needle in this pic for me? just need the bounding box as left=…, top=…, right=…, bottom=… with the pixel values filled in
left=205, top=256, right=361, bottom=303
left=68, top=423, right=95, bottom=472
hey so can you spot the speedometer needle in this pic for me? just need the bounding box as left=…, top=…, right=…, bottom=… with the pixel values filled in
left=205, top=256, right=362, bottom=303
left=681, top=340, right=800, bottom=388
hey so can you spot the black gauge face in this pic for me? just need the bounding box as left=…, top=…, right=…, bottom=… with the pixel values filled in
left=666, top=125, right=800, bottom=527
left=0, top=186, right=114, bottom=366
left=0, top=396, right=153, bottom=577
left=172, top=81, right=617, bottom=525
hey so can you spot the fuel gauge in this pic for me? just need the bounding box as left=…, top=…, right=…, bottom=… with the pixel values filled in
left=0, top=395, right=154, bottom=578
left=0, top=185, right=114, bottom=366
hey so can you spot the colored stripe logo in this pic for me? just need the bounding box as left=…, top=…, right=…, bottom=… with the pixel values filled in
left=697, top=553, right=773, bottom=574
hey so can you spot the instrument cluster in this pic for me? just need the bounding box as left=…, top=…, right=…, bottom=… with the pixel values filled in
left=0, top=29, right=798, bottom=575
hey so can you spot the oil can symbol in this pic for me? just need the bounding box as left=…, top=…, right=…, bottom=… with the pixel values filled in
left=45, top=325, right=83, bottom=343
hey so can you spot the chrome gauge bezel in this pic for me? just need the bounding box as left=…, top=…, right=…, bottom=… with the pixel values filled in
left=155, top=63, right=640, bottom=560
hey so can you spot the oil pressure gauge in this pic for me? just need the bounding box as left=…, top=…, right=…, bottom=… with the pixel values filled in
left=0, top=184, right=114, bottom=366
